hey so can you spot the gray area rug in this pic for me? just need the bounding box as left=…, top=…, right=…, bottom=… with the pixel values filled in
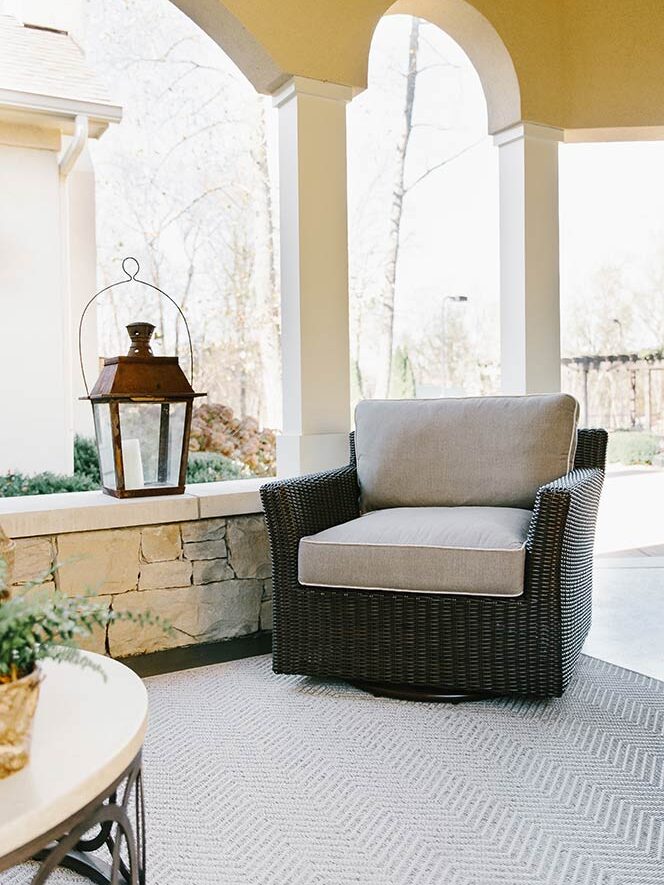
left=3, top=654, right=663, bottom=884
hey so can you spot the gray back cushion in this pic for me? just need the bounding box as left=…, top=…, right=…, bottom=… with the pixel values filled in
left=355, top=395, right=579, bottom=510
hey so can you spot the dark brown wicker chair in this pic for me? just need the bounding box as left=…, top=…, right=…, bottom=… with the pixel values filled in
left=260, top=427, right=607, bottom=700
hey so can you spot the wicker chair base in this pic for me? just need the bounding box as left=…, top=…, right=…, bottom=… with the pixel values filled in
left=351, top=681, right=497, bottom=703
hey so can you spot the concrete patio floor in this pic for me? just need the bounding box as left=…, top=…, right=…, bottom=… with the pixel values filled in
left=584, top=465, right=664, bottom=680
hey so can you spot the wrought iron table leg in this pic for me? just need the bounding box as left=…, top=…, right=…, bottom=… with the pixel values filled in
left=32, top=753, right=145, bottom=884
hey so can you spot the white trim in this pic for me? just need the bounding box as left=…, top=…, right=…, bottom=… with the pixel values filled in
left=566, top=399, right=580, bottom=472
left=564, top=125, right=664, bottom=144
left=496, top=124, right=664, bottom=147
left=298, top=580, right=524, bottom=599
left=493, top=121, right=564, bottom=148
left=0, top=479, right=264, bottom=539
left=0, top=88, right=122, bottom=126
left=301, top=538, right=527, bottom=553
left=272, top=76, right=356, bottom=108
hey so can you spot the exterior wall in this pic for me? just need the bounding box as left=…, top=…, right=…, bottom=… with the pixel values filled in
left=0, top=128, right=98, bottom=472
left=7, top=512, right=273, bottom=658
left=0, top=130, right=73, bottom=475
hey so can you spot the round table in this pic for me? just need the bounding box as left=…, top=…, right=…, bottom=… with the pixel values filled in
left=0, top=652, right=148, bottom=884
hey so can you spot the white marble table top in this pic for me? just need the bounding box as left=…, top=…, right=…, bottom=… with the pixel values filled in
left=0, top=651, right=147, bottom=860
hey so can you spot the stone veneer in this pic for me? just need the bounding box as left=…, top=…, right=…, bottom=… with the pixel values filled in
left=8, top=514, right=272, bottom=658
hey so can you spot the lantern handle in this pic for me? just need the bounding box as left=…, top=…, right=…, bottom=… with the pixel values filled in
left=78, top=257, right=195, bottom=397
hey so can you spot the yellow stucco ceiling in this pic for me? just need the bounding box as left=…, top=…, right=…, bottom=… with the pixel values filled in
left=173, top=0, right=664, bottom=132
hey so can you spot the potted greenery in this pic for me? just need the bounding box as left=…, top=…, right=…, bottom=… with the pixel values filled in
left=0, top=559, right=166, bottom=778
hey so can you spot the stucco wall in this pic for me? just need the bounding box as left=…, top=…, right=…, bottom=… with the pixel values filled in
left=173, top=0, right=664, bottom=132
left=562, top=0, right=664, bottom=130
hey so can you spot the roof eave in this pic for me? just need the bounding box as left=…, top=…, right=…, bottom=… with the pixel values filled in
left=0, top=88, right=122, bottom=137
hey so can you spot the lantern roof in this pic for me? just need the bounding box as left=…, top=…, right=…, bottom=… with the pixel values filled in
left=87, top=323, right=204, bottom=401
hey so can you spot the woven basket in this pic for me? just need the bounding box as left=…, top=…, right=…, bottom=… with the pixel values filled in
left=0, top=667, right=42, bottom=778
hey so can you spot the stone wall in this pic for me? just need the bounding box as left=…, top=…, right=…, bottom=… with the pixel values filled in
left=8, top=514, right=272, bottom=658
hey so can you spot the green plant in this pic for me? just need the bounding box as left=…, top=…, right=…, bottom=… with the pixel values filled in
left=0, top=561, right=169, bottom=682
left=0, top=435, right=254, bottom=498
left=73, top=435, right=101, bottom=484
left=607, top=430, right=661, bottom=465
left=0, top=471, right=100, bottom=497
left=388, top=345, right=417, bottom=398
left=186, top=451, right=245, bottom=483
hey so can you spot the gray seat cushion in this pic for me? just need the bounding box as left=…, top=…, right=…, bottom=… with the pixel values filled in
left=298, top=506, right=532, bottom=597
left=355, top=394, right=579, bottom=511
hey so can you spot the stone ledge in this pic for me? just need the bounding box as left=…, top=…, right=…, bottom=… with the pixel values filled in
left=0, top=479, right=265, bottom=539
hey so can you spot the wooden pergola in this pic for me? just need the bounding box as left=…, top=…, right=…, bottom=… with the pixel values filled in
left=562, top=350, right=664, bottom=430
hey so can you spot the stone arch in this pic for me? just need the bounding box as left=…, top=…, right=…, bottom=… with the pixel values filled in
left=384, top=0, right=521, bottom=133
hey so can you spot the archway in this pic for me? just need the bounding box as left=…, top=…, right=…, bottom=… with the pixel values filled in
left=168, top=0, right=551, bottom=475
left=170, top=0, right=286, bottom=93
left=367, top=1, right=560, bottom=399
left=347, top=13, right=501, bottom=403
left=385, top=0, right=521, bottom=134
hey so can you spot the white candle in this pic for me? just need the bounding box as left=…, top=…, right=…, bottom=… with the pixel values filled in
left=122, top=438, right=144, bottom=489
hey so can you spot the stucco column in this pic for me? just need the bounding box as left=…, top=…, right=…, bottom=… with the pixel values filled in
left=494, top=123, right=563, bottom=395
left=273, top=76, right=354, bottom=477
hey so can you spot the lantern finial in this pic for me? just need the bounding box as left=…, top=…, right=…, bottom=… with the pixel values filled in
left=126, top=322, right=155, bottom=357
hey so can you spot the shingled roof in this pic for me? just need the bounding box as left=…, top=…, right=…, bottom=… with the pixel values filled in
left=0, top=14, right=121, bottom=133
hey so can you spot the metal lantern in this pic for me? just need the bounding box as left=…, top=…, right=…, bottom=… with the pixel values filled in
left=80, top=258, right=204, bottom=498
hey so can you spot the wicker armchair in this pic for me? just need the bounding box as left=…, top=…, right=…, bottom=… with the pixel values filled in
left=261, top=398, right=607, bottom=700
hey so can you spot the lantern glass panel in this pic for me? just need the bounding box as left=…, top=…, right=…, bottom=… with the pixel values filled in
left=118, top=401, right=187, bottom=490
left=92, top=403, right=117, bottom=490
left=165, top=402, right=187, bottom=484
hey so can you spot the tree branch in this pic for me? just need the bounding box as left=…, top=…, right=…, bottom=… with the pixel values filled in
left=404, top=138, right=484, bottom=193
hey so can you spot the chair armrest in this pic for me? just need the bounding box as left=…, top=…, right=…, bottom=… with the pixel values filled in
left=525, top=466, right=605, bottom=688
left=261, top=465, right=359, bottom=537
left=526, top=467, right=605, bottom=587
left=260, top=465, right=360, bottom=585
left=527, top=466, right=604, bottom=552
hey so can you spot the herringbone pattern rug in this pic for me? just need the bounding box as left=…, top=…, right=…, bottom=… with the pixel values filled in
left=3, top=654, right=663, bottom=884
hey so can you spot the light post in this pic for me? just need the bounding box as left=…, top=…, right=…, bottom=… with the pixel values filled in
left=441, top=295, right=469, bottom=396
left=612, top=317, right=624, bottom=351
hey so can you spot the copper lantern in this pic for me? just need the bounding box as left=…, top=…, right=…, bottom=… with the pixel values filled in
left=80, top=258, right=204, bottom=498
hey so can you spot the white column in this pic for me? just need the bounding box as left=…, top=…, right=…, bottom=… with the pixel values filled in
left=494, top=123, right=563, bottom=395
left=273, top=76, right=354, bottom=477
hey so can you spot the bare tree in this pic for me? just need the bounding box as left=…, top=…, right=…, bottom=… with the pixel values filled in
left=372, top=17, right=483, bottom=397
left=381, top=16, right=420, bottom=396
left=86, top=0, right=280, bottom=428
